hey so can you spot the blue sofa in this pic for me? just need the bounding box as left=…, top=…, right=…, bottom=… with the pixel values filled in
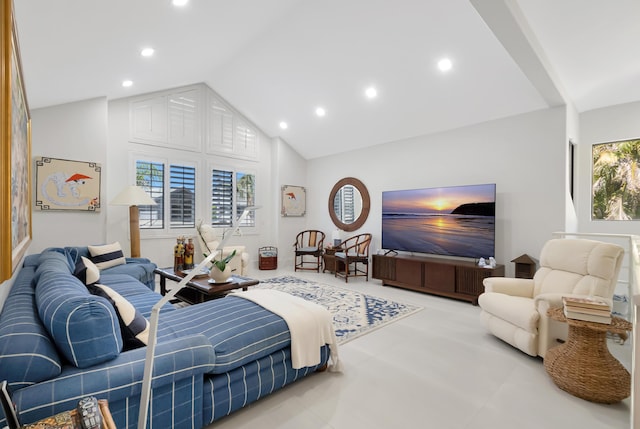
left=0, top=248, right=330, bottom=428
left=65, top=245, right=158, bottom=290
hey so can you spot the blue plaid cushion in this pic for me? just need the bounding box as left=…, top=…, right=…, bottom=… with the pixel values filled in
left=0, top=266, right=62, bottom=390
left=35, top=251, right=123, bottom=368
left=157, top=296, right=291, bottom=374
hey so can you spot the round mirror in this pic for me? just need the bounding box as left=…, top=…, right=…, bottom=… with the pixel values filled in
left=328, top=177, right=370, bottom=232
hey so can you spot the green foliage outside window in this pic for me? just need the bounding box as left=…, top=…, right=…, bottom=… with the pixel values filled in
left=592, top=139, right=640, bottom=220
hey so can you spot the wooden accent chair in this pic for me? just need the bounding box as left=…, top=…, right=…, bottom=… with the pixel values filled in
left=334, top=233, right=372, bottom=282
left=294, top=230, right=325, bottom=272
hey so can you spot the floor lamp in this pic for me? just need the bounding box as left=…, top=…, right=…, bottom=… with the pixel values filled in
left=137, top=206, right=260, bottom=429
left=110, top=186, right=157, bottom=258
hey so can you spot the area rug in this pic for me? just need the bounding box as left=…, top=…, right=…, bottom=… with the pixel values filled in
left=256, top=276, right=422, bottom=344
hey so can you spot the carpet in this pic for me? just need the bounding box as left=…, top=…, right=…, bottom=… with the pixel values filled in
left=256, top=276, right=423, bottom=344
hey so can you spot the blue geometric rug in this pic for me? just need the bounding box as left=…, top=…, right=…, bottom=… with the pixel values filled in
left=257, top=276, right=423, bottom=344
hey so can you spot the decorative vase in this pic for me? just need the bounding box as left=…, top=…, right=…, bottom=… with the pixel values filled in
left=209, top=265, right=231, bottom=283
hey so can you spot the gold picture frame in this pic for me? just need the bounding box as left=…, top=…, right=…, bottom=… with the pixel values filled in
left=0, top=0, right=31, bottom=283
left=281, top=185, right=306, bottom=217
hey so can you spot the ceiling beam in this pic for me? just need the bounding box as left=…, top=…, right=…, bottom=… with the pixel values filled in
left=470, top=0, right=566, bottom=107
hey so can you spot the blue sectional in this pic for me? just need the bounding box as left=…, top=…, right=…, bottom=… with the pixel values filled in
left=65, top=245, right=158, bottom=290
left=0, top=248, right=330, bottom=428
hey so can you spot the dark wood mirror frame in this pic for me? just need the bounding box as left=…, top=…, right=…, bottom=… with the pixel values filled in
left=328, top=177, right=371, bottom=232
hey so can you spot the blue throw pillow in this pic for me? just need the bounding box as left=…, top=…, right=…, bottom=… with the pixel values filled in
left=36, top=270, right=123, bottom=368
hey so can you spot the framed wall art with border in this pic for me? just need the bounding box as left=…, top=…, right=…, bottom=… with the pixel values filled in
left=1, top=0, right=32, bottom=283
left=35, top=157, right=102, bottom=212
left=281, top=184, right=306, bottom=217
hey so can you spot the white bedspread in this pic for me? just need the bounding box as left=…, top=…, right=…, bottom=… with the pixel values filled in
left=231, top=289, right=341, bottom=372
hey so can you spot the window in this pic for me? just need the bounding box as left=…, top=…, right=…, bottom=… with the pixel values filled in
left=170, top=165, right=196, bottom=227
left=136, top=161, right=164, bottom=229
left=210, top=168, right=255, bottom=228
left=210, top=169, right=233, bottom=227
left=236, top=172, right=255, bottom=226
left=136, top=159, right=196, bottom=229
left=592, top=138, right=640, bottom=220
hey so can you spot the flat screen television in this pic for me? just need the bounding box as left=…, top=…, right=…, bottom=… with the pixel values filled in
left=382, top=183, right=496, bottom=259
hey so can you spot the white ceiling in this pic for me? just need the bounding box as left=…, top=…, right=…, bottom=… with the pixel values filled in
left=13, top=0, right=640, bottom=159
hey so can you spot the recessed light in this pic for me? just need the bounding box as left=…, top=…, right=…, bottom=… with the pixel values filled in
left=365, top=87, right=377, bottom=99
left=122, top=80, right=133, bottom=88
left=141, top=47, right=155, bottom=57
left=438, top=58, right=453, bottom=72
left=279, top=121, right=288, bottom=130
left=172, top=0, right=188, bottom=6
left=315, top=107, right=326, bottom=117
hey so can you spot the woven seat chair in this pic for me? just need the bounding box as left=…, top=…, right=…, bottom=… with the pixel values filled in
left=294, top=230, right=325, bottom=272
left=334, top=233, right=372, bottom=282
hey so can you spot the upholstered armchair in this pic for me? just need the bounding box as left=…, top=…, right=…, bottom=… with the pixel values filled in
left=196, top=222, right=250, bottom=276
left=478, top=238, right=624, bottom=358
left=334, top=233, right=372, bottom=282
left=294, top=230, right=325, bottom=272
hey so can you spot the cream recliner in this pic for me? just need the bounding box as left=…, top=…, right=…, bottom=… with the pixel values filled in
left=195, top=222, right=250, bottom=276
left=478, top=238, right=624, bottom=358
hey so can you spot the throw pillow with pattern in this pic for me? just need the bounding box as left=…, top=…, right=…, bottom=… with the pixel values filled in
left=88, top=242, right=127, bottom=270
left=88, top=284, right=149, bottom=350
left=73, top=256, right=101, bottom=285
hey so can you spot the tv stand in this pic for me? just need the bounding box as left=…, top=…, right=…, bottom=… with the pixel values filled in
left=372, top=254, right=505, bottom=304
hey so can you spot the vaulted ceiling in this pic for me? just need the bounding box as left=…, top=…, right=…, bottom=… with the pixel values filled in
left=14, top=0, right=640, bottom=159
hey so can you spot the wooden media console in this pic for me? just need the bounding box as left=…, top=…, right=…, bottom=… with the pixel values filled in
left=372, top=254, right=505, bottom=304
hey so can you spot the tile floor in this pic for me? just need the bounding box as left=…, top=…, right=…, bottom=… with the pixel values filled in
left=205, top=267, right=632, bottom=429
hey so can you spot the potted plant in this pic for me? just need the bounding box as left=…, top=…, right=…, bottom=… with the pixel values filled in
left=208, top=249, right=236, bottom=283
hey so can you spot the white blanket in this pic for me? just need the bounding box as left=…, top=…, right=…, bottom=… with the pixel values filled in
left=231, top=289, right=341, bottom=372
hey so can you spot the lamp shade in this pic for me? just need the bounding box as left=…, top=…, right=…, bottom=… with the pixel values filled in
left=111, top=185, right=157, bottom=206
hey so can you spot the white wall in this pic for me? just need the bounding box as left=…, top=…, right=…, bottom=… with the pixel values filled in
left=0, top=97, right=108, bottom=310
left=272, top=137, right=309, bottom=268
left=565, top=102, right=579, bottom=232
left=306, top=107, right=567, bottom=277
left=29, top=97, right=109, bottom=252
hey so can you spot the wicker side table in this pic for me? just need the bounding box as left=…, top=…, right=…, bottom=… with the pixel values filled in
left=544, top=307, right=632, bottom=403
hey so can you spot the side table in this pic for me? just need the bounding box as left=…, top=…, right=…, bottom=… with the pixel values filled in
left=322, top=247, right=345, bottom=274
left=544, top=307, right=631, bottom=403
left=23, top=399, right=116, bottom=429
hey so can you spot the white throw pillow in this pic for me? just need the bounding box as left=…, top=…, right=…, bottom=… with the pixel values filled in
left=89, top=284, right=150, bottom=349
left=73, top=256, right=101, bottom=285
left=88, top=242, right=127, bottom=270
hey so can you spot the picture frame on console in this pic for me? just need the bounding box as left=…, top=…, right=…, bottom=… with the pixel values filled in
left=0, top=0, right=31, bottom=283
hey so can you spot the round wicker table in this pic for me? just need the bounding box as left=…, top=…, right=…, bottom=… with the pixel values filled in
left=544, top=307, right=632, bottom=403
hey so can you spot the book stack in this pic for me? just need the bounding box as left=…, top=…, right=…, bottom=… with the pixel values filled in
left=562, top=296, right=612, bottom=324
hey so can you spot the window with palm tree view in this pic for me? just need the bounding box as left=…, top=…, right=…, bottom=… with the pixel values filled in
left=135, top=159, right=255, bottom=230
left=592, top=138, right=640, bottom=220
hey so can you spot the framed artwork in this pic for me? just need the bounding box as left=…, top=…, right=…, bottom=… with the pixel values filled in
left=0, top=0, right=32, bottom=283
left=281, top=184, right=306, bottom=217
left=35, top=157, right=101, bottom=211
